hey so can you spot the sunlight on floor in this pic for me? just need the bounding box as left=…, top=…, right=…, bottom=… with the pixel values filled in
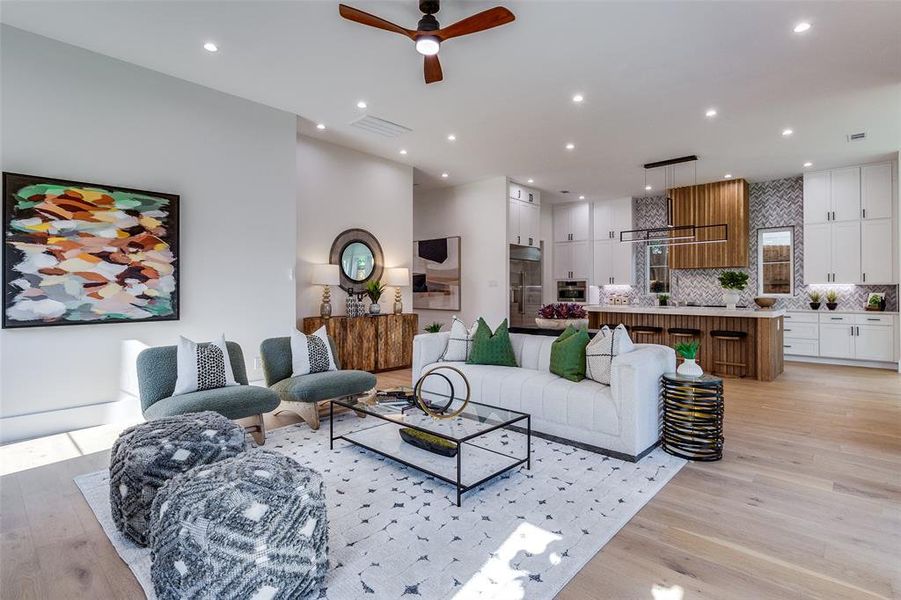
left=652, top=583, right=685, bottom=600
left=453, top=522, right=562, bottom=600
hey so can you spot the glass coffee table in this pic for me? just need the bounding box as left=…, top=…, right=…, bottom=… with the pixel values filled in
left=330, top=391, right=530, bottom=506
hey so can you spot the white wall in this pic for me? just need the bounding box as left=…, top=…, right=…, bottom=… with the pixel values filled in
left=413, top=177, right=509, bottom=329
left=0, top=27, right=297, bottom=442
left=295, top=135, right=413, bottom=320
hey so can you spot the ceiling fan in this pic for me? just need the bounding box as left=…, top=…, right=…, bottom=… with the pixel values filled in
left=338, top=0, right=515, bottom=84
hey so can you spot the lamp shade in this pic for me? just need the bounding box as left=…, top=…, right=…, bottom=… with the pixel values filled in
left=311, top=263, right=340, bottom=286
left=384, top=267, right=410, bottom=287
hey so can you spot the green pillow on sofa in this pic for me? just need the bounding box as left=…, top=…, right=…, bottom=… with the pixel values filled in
left=550, top=325, right=591, bottom=382
left=467, top=318, right=517, bottom=367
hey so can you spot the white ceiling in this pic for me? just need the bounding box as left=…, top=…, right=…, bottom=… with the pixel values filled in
left=3, top=1, right=900, bottom=202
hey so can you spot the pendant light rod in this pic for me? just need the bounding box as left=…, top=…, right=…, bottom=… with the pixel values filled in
left=642, top=155, right=699, bottom=170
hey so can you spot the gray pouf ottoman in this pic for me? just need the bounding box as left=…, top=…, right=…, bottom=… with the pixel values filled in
left=109, top=411, right=246, bottom=546
left=149, top=449, right=329, bottom=600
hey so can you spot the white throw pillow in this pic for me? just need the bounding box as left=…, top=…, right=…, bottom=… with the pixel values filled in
left=173, top=334, right=239, bottom=395
left=291, top=326, right=338, bottom=376
left=585, top=324, right=635, bottom=385
left=441, top=316, right=476, bottom=362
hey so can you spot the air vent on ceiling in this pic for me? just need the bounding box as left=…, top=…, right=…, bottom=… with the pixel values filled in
left=350, top=114, right=412, bottom=138
left=847, top=131, right=867, bottom=142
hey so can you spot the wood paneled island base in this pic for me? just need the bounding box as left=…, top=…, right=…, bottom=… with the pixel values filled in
left=588, top=308, right=784, bottom=381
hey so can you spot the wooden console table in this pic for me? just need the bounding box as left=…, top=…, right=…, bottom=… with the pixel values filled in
left=301, top=313, right=419, bottom=372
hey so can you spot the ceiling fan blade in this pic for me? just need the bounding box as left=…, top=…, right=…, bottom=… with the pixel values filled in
left=435, top=6, right=515, bottom=41
left=424, top=54, right=443, bottom=84
left=338, top=4, right=416, bottom=39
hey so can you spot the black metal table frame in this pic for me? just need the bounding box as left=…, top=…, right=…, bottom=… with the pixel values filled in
left=330, top=398, right=531, bottom=506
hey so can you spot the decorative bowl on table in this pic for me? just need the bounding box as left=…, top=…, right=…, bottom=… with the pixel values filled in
left=753, top=297, right=776, bottom=309
left=536, top=303, right=588, bottom=330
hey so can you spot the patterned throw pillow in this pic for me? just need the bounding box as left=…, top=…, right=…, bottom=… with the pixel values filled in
left=467, top=318, right=518, bottom=367
left=585, top=324, right=635, bottom=385
left=291, top=326, right=338, bottom=376
left=550, top=326, right=591, bottom=382
left=173, top=334, right=239, bottom=395
left=440, top=316, right=476, bottom=362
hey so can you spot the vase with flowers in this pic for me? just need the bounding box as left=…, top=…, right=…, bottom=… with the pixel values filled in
left=536, top=303, right=588, bottom=330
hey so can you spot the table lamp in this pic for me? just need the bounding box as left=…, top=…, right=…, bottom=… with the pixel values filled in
left=312, top=264, right=340, bottom=318
left=385, top=267, right=410, bottom=315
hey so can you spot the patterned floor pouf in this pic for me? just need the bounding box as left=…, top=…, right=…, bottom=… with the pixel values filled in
left=109, top=411, right=247, bottom=546
left=149, top=449, right=329, bottom=600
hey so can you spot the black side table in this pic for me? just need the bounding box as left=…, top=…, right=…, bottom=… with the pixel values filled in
left=661, top=373, right=724, bottom=461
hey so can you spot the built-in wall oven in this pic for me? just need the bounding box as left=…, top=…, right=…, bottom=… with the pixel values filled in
left=557, top=280, right=587, bottom=303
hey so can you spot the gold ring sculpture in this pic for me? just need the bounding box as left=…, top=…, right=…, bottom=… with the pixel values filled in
left=412, top=365, right=471, bottom=419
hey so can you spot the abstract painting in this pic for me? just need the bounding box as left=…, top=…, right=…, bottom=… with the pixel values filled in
left=413, top=236, right=461, bottom=311
left=2, top=173, right=179, bottom=328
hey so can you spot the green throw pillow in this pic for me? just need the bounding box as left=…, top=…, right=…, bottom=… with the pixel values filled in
left=467, top=318, right=517, bottom=367
left=550, top=326, right=590, bottom=382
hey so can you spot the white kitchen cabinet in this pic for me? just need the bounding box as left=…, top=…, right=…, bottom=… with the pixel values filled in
left=554, top=241, right=589, bottom=280
left=830, top=167, right=861, bottom=222
left=802, top=222, right=831, bottom=284
left=592, top=197, right=632, bottom=241
left=509, top=183, right=523, bottom=201
left=592, top=240, right=634, bottom=286
left=861, top=162, right=894, bottom=220
left=509, top=199, right=540, bottom=247
left=860, top=218, right=895, bottom=284
left=554, top=202, right=589, bottom=242
left=508, top=200, right=522, bottom=245
left=803, top=171, right=830, bottom=224
left=854, top=323, right=895, bottom=362
left=819, top=322, right=855, bottom=359
left=830, top=221, right=860, bottom=283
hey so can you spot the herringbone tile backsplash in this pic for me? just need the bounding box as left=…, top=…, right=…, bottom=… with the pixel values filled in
left=605, top=177, right=898, bottom=311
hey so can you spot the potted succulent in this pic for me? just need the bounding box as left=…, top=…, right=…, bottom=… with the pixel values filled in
left=718, top=271, right=749, bottom=310
left=808, top=290, right=822, bottom=310
left=365, top=280, right=386, bottom=315
left=657, top=293, right=670, bottom=307
left=674, top=340, right=703, bottom=377
left=424, top=322, right=443, bottom=333
left=825, top=289, right=839, bottom=311
left=536, top=303, right=588, bottom=330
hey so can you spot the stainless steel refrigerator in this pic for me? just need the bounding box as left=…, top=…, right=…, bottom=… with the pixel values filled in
left=509, top=244, right=543, bottom=329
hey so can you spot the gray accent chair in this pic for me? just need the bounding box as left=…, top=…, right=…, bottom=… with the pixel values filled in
left=260, top=336, right=377, bottom=430
left=136, top=341, right=280, bottom=443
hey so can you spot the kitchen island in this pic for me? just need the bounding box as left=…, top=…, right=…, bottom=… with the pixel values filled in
left=587, top=305, right=784, bottom=381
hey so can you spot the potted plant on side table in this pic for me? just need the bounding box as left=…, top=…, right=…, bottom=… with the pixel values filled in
left=675, top=340, right=703, bottom=377
left=808, top=291, right=821, bottom=310
left=365, top=280, right=386, bottom=315
left=825, top=289, right=838, bottom=311
left=718, top=271, right=749, bottom=310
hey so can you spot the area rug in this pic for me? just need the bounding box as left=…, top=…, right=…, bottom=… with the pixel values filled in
left=75, top=413, right=685, bottom=600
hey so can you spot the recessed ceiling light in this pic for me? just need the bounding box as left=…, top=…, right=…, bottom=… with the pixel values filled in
left=399, top=149, right=407, bottom=155
left=724, top=173, right=733, bottom=179
left=441, top=172, right=449, bottom=178
left=705, top=108, right=717, bottom=118
left=645, top=185, right=652, bottom=191
left=316, top=123, right=326, bottom=130
left=793, top=21, right=811, bottom=33
left=447, top=134, right=456, bottom=142
left=203, top=42, right=218, bottom=53
left=565, top=143, right=575, bottom=150
left=578, top=195, right=585, bottom=200
left=782, top=128, right=793, bottom=136
left=527, top=178, right=534, bottom=184
left=572, top=94, right=584, bottom=103
left=803, top=161, right=812, bottom=167
left=356, top=100, right=367, bottom=109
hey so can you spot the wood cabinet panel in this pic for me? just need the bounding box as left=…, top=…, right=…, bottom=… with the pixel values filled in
left=301, top=314, right=418, bottom=372
left=668, top=179, right=749, bottom=269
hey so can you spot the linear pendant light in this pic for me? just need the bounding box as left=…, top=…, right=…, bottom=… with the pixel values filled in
left=621, top=155, right=728, bottom=247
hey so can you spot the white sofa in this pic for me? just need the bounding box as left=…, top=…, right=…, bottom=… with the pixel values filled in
left=412, top=331, right=675, bottom=461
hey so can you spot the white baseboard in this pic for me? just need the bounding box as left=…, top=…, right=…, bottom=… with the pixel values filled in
left=785, top=355, right=900, bottom=370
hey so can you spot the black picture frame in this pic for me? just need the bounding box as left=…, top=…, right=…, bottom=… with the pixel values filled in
left=2, top=172, right=180, bottom=329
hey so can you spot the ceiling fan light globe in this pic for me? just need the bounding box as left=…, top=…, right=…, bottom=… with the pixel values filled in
left=415, top=37, right=440, bottom=56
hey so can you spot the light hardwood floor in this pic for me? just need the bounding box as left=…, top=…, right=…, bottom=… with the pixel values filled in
left=1, top=363, right=899, bottom=599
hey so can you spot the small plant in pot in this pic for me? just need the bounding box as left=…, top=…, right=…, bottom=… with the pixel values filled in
left=825, top=289, right=838, bottom=310
left=674, top=339, right=703, bottom=377
left=365, top=280, right=386, bottom=315
left=657, top=293, right=670, bottom=307
left=808, top=290, right=822, bottom=310
left=718, top=271, right=749, bottom=310
left=536, top=303, right=588, bottom=329
left=424, top=322, right=443, bottom=333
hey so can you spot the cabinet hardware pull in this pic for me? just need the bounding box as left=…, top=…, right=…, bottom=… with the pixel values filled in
left=831, top=317, right=842, bottom=320
left=867, top=318, right=879, bottom=321
left=862, top=208, right=866, bottom=218
left=863, top=273, right=866, bottom=282
left=784, top=345, right=792, bottom=348
left=785, top=329, right=792, bottom=332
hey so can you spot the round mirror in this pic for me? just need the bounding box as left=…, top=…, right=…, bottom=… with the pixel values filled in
left=341, top=241, right=375, bottom=282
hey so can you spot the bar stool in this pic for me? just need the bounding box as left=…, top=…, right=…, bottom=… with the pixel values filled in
left=709, top=329, right=748, bottom=378
left=602, top=323, right=628, bottom=331
left=630, top=325, right=661, bottom=340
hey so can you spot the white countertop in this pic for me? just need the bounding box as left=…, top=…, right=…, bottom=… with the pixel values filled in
left=586, top=305, right=785, bottom=319
left=785, top=309, right=898, bottom=315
